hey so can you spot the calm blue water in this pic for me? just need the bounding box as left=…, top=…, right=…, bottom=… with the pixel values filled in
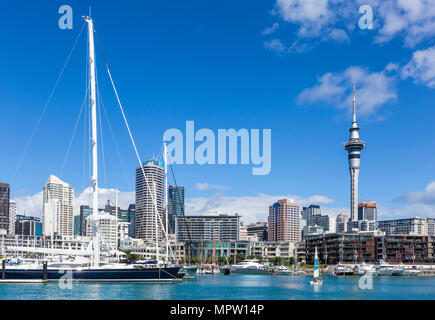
left=0, top=275, right=434, bottom=300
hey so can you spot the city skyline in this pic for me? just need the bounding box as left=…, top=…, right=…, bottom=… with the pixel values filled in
left=1, top=1, right=435, bottom=224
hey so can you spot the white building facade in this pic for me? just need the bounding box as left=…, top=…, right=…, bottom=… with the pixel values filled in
left=8, top=201, right=16, bottom=235
left=42, top=175, right=74, bottom=236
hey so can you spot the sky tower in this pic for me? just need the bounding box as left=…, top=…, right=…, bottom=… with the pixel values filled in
left=343, top=82, right=366, bottom=223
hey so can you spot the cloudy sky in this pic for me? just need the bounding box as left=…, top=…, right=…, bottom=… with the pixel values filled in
left=2, top=0, right=435, bottom=224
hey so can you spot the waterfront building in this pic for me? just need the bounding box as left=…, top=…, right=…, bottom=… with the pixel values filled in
left=168, top=185, right=185, bottom=234
left=376, top=235, right=434, bottom=263
left=304, top=233, right=377, bottom=264
left=268, top=199, right=300, bottom=243
left=0, top=182, right=10, bottom=233
left=42, top=175, right=74, bottom=236
left=15, top=215, right=42, bottom=236
left=8, top=200, right=16, bottom=235
left=128, top=204, right=136, bottom=238
left=73, top=215, right=81, bottom=236
left=427, top=218, right=435, bottom=237
left=122, top=237, right=186, bottom=263
left=303, top=232, right=435, bottom=264
left=187, top=240, right=249, bottom=261
left=246, top=222, right=268, bottom=241
left=248, top=241, right=297, bottom=260
left=0, top=234, right=92, bottom=257
left=135, top=159, right=165, bottom=241
left=378, top=217, right=428, bottom=236
left=343, top=83, right=366, bottom=223
left=85, top=213, right=118, bottom=250
left=175, top=213, right=240, bottom=242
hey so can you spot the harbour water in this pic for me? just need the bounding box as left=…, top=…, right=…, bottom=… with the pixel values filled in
left=0, top=275, right=434, bottom=300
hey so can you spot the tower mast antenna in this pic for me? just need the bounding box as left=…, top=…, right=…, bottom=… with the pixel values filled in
left=352, top=80, right=356, bottom=124
left=343, top=81, right=366, bottom=226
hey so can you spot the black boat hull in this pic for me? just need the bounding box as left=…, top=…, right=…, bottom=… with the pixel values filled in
left=2, top=267, right=182, bottom=282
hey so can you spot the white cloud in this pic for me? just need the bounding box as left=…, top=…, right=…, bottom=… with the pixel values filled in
left=402, top=45, right=435, bottom=88
left=270, top=0, right=355, bottom=51
left=394, top=181, right=435, bottom=205
left=186, top=192, right=335, bottom=224
left=195, top=182, right=230, bottom=191
left=297, top=65, right=398, bottom=117
left=267, top=0, right=435, bottom=51
left=378, top=203, right=435, bottom=220
left=262, top=22, right=279, bottom=35
left=12, top=191, right=43, bottom=218
left=263, top=39, right=287, bottom=54
left=374, top=0, right=435, bottom=47
left=12, top=187, right=135, bottom=218
left=274, top=0, right=334, bottom=37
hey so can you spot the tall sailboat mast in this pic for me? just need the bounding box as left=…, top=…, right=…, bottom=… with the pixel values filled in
left=84, top=15, right=100, bottom=267
left=164, top=143, right=169, bottom=262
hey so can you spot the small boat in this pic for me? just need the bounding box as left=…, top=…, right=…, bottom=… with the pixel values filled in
left=404, top=268, right=420, bottom=276
left=230, top=259, right=270, bottom=275
left=334, top=263, right=354, bottom=276
left=196, top=265, right=212, bottom=275
left=183, top=265, right=198, bottom=276
left=275, top=265, right=293, bottom=275
left=388, top=264, right=405, bottom=276
left=357, top=263, right=376, bottom=275
left=310, top=247, right=322, bottom=286
left=375, top=260, right=391, bottom=276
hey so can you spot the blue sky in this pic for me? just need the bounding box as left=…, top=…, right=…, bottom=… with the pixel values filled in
left=2, top=0, right=435, bottom=223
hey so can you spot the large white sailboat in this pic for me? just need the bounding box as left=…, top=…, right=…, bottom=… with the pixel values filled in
left=1, top=14, right=182, bottom=282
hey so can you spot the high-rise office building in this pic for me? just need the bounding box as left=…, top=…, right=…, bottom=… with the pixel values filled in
left=246, top=222, right=268, bottom=241
left=128, top=204, right=136, bottom=238
left=73, top=215, right=81, bottom=236
left=301, top=205, right=334, bottom=232
left=105, top=200, right=119, bottom=217
left=104, top=199, right=128, bottom=222
left=301, top=205, right=320, bottom=226
left=80, top=205, right=106, bottom=236
left=135, top=159, right=164, bottom=241
left=42, top=175, right=74, bottom=236
left=168, top=185, right=185, bottom=234
left=15, top=215, right=42, bottom=236
left=336, top=213, right=349, bottom=233
left=358, top=201, right=377, bottom=221
left=0, top=182, right=10, bottom=233
left=8, top=200, right=16, bottom=235
left=343, top=82, right=366, bottom=223
left=175, top=213, right=240, bottom=242
left=268, top=199, right=300, bottom=243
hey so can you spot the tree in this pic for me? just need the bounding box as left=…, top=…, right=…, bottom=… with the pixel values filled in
left=217, top=256, right=226, bottom=265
